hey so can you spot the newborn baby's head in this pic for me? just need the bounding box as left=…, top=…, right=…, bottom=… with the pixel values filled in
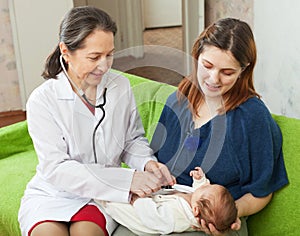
left=191, top=184, right=237, bottom=233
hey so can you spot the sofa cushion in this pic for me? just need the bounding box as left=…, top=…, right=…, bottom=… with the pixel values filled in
left=247, top=114, right=300, bottom=235
left=0, top=121, right=33, bottom=159
left=125, top=72, right=176, bottom=141
left=0, top=121, right=37, bottom=235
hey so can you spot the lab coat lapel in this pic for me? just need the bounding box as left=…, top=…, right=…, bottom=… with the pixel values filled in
left=60, top=70, right=120, bottom=164
left=55, top=72, right=103, bottom=163
left=72, top=95, right=95, bottom=163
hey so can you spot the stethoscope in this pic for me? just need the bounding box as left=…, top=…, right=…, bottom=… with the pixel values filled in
left=60, top=55, right=107, bottom=163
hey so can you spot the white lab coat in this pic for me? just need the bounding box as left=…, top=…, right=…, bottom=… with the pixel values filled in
left=18, top=71, right=156, bottom=236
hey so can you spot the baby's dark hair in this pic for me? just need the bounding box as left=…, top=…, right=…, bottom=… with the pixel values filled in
left=195, top=186, right=237, bottom=233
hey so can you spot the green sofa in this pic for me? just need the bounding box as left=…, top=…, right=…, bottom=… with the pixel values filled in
left=0, top=72, right=299, bottom=236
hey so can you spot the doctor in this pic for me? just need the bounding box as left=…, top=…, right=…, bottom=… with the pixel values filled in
left=18, top=6, right=174, bottom=236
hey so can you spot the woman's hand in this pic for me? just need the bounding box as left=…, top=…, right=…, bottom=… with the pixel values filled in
left=144, top=160, right=176, bottom=186
left=192, top=218, right=241, bottom=236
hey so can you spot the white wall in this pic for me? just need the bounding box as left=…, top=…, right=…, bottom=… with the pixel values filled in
left=254, top=0, right=300, bottom=119
left=142, top=0, right=182, bottom=28
left=9, top=0, right=74, bottom=109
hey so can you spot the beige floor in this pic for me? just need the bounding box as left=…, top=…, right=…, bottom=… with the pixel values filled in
left=113, top=27, right=185, bottom=86
left=143, top=26, right=183, bottom=51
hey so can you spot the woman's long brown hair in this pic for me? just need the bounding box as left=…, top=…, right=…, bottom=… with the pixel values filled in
left=178, top=18, right=260, bottom=116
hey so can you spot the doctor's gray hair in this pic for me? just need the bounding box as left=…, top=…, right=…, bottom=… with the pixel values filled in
left=42, top=6, right=117, bottom=79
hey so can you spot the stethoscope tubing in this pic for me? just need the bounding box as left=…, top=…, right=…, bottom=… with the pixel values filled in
left=59, top=54, right=107, bottom=163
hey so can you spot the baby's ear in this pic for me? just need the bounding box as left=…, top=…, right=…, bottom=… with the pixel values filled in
left=193, top=206, right=200, bottom=216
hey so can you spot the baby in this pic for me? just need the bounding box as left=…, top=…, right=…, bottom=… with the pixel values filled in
left=96, top=167, right=237, bottom=235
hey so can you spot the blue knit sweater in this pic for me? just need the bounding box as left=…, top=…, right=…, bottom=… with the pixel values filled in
left=150, top=92, right=289, bottom=200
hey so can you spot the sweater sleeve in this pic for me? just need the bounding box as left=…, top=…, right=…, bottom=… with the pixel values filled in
left=231, top=98, right=289, bottom=197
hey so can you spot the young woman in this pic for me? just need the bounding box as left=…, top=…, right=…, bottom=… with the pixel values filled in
left=150, top=18, right=289, bottom=235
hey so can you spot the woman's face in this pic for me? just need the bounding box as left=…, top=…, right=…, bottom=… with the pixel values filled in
left=65, top=29, right=115, bottom=88
left=197, top=45, right=242, bottom=99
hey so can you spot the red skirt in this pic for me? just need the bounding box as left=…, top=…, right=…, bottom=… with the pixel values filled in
left=28, top=204, right=108, bottom=236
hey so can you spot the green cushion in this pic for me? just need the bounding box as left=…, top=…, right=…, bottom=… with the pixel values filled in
left=124, top=72, right=176, bottom=141
left=0, top=121, right=33, bottom=160
left=0, top=73, right=299, bottom=236
left=247, top=115, right=300, bottom=236
left=0, top=121, right=37, bottom=236
left=0, top=150, right=37, bottom=236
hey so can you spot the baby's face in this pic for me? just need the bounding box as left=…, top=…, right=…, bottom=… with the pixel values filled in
left=190, top=184, right=223, bottom=215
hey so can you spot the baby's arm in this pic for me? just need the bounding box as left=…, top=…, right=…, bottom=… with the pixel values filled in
left=190, top=167, right=210, bottom=189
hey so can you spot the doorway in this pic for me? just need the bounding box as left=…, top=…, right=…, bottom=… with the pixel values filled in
left=142, top=0, right=183, bottom=51
left=113, top=0, right=185, bottom=86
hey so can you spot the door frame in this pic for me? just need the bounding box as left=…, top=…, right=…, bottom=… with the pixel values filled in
left=182, top=0, right=205, bottom=74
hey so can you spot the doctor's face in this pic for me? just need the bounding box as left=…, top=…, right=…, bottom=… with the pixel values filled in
left=65, top=29, right=115, bottom=88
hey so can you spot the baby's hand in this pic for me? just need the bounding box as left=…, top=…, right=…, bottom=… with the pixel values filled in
left=190, top=167, right=204, bottom=180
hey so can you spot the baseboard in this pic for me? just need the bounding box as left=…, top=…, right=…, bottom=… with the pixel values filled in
left=0, top=110, right=26, bottom=128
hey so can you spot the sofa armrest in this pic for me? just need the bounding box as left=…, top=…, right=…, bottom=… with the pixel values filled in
left=0, top=120, right=33, bottom=160
left=247, top=115, right=300, bottom=235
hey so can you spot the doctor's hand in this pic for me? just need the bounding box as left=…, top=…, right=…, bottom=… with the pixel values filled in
left=130, top=171, right=161, bottom=198
left=144, top=160, right=176, bottom=187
